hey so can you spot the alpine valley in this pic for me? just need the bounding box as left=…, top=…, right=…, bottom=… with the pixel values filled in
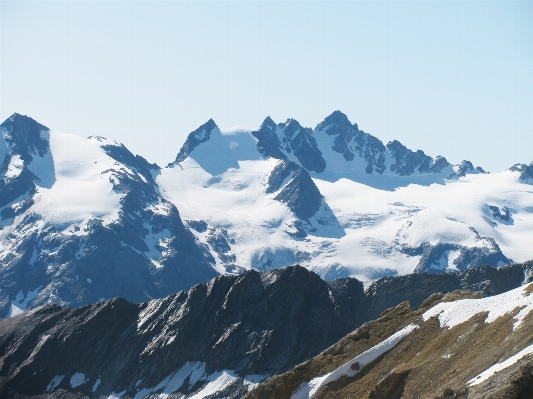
left=1, top=112, right=533, bottom=398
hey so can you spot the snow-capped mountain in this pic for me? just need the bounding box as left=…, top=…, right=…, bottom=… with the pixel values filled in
left=0, top=114, right=217, bottom=318
left=1, top=111, right=532, bottom=316
left=159, top=110, right=529, bottom=282
left=1, top=262, right=532, bottom=399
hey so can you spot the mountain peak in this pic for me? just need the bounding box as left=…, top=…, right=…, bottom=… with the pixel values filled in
left=260, top=116, right=277, bottom=130
left=1, top=113, right=50, bottom=162
left=316, top=110, right=352, bottom=133
left=171, top=119, right=219, bottom=164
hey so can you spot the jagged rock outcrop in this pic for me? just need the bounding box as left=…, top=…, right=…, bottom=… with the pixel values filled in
left=274, top=168, right=323, bottom=220
left=171, top=119, right=218, bottom=165
left=387, top=140, right=450, bottom=176
left=252, top=118, right=326, bottom=173
left=2, top=261, right=533, bottom=398
left=452, top=160, right=486, bottom=177
left=0, top=266, right=365, bottom=399
left=509, top=162, right=533, bottom=181
left=266, top=159, right=300, bottom=194
left=0, top=114, right=51, bottom=210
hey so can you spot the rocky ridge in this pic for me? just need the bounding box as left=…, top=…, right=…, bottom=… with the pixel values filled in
left=1, top=261, right=533, bottom=398
left=247, top=283, right=533, bottom=399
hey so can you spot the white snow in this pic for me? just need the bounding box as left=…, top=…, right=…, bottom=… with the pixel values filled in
left=7, top=286, right=41, bottom=317
left=3, top=154, right=24, bottom=180
left=133, top=361, right=206, bottom=399
left=423, top=282, right=533, bottom=330
left=158, top=157, right=294, bottom=275
left=27, top=130, right=55, bottom=188
left=86, top=278, right=92, bottom=284
left=31, top=132, right=123, bottom=228
left=46, top=375, right=65, bottom=392
left=468, top=341, right=533, bottom=386
left=107, top=390, right=126, bottom=399
left=130, top=361, right=267, bottom=399
left=188, top=370, right=240, bottom=399
left=158, top=125, right=533, bottom=281
left=291, top=324, right=418, bottom=399
left=70, top=372, right=88, bottom=388
left=92, top=377, right=102, bottom=392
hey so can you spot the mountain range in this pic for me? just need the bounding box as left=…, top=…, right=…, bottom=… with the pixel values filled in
left=1, top=112, right=532, bottom=317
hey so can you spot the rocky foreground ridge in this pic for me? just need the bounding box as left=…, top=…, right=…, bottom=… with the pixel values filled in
left=248, top=287, right=533, bottom=399
left=1, top=261, right=533, bottom=398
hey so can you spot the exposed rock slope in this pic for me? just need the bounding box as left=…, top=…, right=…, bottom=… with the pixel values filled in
left=247, top=284, right=533, bottom=399
left=1, top=262, right=533, bottom=398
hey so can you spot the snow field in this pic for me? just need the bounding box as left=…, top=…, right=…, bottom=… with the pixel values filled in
left=423, top=282, right=533, bottom=330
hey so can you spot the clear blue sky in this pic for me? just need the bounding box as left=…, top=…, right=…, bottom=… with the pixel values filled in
left=1, top=1, right=532, bottom=172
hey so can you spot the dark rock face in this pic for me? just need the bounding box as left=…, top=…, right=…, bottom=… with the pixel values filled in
left=0, top=113, right=49, bottom=163
left=101, top=143, right=159, bottom=183
left=354, top=133, right=387, bottom=175
left=509, top=162, right=533, bottom=181
left=453, top=160, right=486, bottom=177
left=252, top=118, right=326, bottom=173
left=1, top=261, right=533, bottom=398
left=0, top=266, right=366, bottom=399
left=206, top=227, right=243, bottom=273
left=386, top=140, right=450, bottom=176
left=364, top=261, right=533, bottom=321
left=274, top=168, right=323, bottom=220
left=186, top=219, right=208, bottom=233
left=488, top=205, right=510, bottom=222
left=252, top=117, right=286, bottom=160
left=283, top=120, right=326, bottom=173
left=317, top=111, right=354, bottom=163
left=171, top=119, right=218, bottom=164
left=430, top=155, right=451, bottom=173
left=265, top=159, right=300, bottom=194
left=316, top=111, right=387, bottom=174
left=0, top=114, right=51, bottom=210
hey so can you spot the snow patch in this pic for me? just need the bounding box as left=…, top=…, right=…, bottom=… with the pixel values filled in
left=3, top=155, right=24, bottom=180
left=46, top=375, right=65, bottom=392
left=133, top=361, right=206, bottom=399
left=31, top=131, right=122, bottom=228
left=291, top=324, right=418, bottom=399
left=188, top=370, right=240, bottom=399
left=107, top=390, right=126, bottom=399
left=7, top=286, right=42, bottom=317
left=70, top=372, right=88, bottom=388
left=469, top=342, right=533, bottom=386
left=92, top=377, right=102, bottom=392
left=423, top=283, right=533, bottom=330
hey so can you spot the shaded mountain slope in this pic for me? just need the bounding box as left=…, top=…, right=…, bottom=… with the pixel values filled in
left=1, top=261, right=533, bottom=398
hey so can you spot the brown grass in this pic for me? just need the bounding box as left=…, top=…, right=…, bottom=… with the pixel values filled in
left=246, top=290, right=533, bottom=399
